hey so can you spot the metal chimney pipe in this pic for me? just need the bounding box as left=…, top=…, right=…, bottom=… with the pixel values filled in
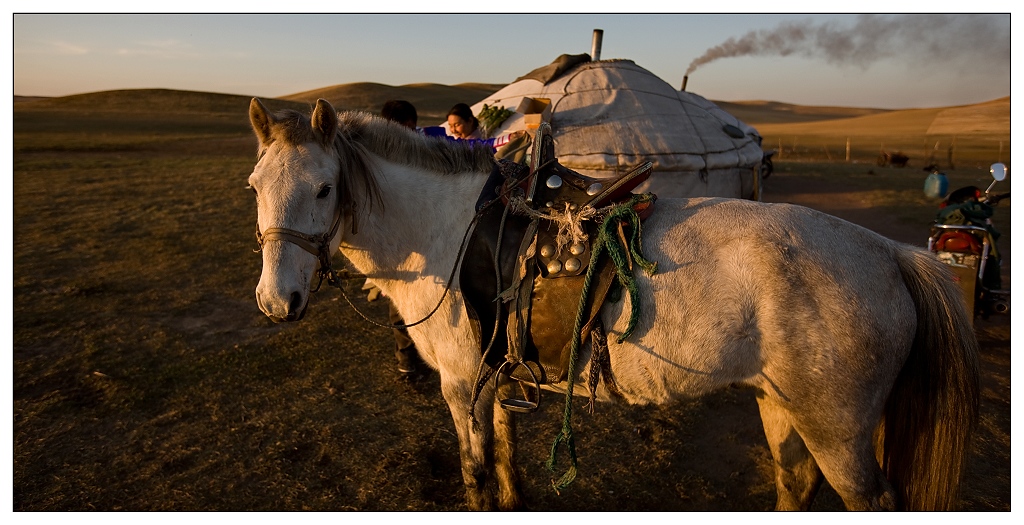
left=682, top=75, right=689, bottom=91
left=591, top=29, right=604, bottom=61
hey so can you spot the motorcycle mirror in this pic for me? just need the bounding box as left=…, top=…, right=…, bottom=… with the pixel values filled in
left=991, top=163, right=1007, bottom=182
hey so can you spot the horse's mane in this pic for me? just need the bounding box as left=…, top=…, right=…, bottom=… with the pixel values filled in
left=335, top=111, right=496, bottom=175
left=257, top=108, right=495, bottom=175
left=258, top=107, right=495, bottom=232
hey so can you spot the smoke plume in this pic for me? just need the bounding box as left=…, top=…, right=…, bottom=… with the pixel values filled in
left=685, top=14, right=1009, bottom=77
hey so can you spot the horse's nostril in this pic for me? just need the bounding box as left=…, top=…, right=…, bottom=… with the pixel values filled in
left=288, top=291, right=304, bottom=316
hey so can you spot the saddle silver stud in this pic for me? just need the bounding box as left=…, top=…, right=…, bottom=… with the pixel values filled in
left=564, top=258, right=582, bottom=272
left=587, top=183, right=603, bottom=196
left=540, top=244, right=556, bottom=258
left=570, top=243, right=585, bottom=255
left=546, top=175, right=562, bottom=189
left=547, top=260, right=562, bottom=274
left=545, top=201, right=554, bottom=208
left=569, top=204, right=578, bottom=211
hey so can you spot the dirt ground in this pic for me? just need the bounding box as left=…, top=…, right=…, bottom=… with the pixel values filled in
left=12, top=151, right=1010, bottom=512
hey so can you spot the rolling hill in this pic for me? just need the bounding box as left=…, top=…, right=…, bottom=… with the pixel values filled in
left=279, top=82, right=506, bottom=123
left=927, top=96, right=1011, bottom=135
left=754, top=96, right=1009, bottom=138
left=11, top=88, right=308, bottom=114
left=14, top=85, right=1009, bottom=141
left=713, top=100, right=891, bottom=125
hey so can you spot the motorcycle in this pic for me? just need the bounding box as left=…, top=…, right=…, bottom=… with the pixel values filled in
left=926, top=163, right=1010, bottom=319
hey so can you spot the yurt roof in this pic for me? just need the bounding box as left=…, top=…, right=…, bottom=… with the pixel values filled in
left=460, top=56, right=764, bottom=177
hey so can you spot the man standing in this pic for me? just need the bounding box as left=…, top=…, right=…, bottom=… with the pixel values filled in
left=372, top=100, right=428, bottom=380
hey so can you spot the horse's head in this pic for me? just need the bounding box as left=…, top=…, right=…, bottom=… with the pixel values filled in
left=248, top=97, right=344, bottom=322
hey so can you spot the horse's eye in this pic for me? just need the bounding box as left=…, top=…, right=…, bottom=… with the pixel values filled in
left=317, top=185, right=332, bottom=199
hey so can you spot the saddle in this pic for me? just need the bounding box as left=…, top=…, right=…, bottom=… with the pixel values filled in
left=460, top=123, right=655, bottom=410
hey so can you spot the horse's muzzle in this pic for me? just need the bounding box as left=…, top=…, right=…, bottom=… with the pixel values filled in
left=257, top=290, right=308, bottom=323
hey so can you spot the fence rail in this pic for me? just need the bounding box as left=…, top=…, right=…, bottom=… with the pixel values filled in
left=766, top=136, right=1009, bottom=169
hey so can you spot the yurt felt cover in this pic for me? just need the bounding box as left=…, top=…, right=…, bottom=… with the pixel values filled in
left=461, top=58, right=765, bottom=199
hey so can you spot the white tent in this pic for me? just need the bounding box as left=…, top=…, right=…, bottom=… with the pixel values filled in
left=453, top=57, right=765, bottom=200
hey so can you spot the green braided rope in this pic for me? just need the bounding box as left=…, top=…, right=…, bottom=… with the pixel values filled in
left=598, top=194, right=657, bottom=342
left=547, top=193, right=657, bottom=492
left=546, top=235, right=601, bottom=492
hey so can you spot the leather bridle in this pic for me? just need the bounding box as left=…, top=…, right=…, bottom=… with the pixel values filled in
left=254, top=187, right=346, bottom=292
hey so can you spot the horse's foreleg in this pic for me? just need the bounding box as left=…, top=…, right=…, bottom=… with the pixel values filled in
left=493, top=381, right=524, bottom=510
left=756, top=395, right=824, bottom=510
left=441, top=374, right=497, bottom=510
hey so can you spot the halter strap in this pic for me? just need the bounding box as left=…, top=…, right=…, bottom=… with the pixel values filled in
left=255, top=186, right=346, bottom=290
left=258, top=228, right=325, bottom=258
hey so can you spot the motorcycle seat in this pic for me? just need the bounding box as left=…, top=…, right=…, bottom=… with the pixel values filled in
left=935, top=230, right=983, bottom=254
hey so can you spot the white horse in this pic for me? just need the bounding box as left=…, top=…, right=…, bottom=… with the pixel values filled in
left=246, top=98, right=980, bottom=511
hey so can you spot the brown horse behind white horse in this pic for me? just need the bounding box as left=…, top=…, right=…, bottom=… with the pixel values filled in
left=246, top=98, right=979, bottom=510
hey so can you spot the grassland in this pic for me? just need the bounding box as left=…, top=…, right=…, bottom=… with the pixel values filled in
left=12, top=86, right=1011, bottom=511
left=752, top=96, right=1010, bottom=167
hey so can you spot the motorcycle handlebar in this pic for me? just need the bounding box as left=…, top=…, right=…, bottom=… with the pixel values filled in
left=988, top=192, right=1011, bottom=205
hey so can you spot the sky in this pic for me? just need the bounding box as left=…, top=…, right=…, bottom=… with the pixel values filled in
left=9, top=9, right=1014, bottom=110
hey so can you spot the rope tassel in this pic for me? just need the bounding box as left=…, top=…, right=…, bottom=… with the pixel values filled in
left=599, top=194, right=658, bottom=342
left=547, top=193, right=657, bottom=492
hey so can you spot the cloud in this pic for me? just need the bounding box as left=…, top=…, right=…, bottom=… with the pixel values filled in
left=109, top=38, right=248, bottom=62
left=50, top=40, right=89, bottom=55
left=115, top=39, right=194, bottom=58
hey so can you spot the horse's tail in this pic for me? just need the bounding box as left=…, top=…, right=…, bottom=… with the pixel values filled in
left=883, top=247, right=980, bottom=510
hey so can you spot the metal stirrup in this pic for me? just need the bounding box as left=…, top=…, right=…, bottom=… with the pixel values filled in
left=494, top=360, right=541, bottom=413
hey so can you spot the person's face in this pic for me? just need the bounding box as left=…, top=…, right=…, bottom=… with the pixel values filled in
left=447, top=115, right=476, bottom=138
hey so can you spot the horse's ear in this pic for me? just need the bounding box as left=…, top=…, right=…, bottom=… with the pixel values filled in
left=249, top=98, right=274, bottom=146
left=311, top=98, right=338, bottom=145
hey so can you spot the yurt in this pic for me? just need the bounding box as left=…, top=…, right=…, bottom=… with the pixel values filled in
left=449, top=53, right=766, bottom=200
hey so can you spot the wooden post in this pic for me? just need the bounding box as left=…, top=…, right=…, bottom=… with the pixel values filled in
left=948, top=136, right=956, bottom=170
left=846, top=138, right=851, bottom=163
left=778, top=138, right=782, bottom=160
left=823, top=145, right=832, bottom=162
